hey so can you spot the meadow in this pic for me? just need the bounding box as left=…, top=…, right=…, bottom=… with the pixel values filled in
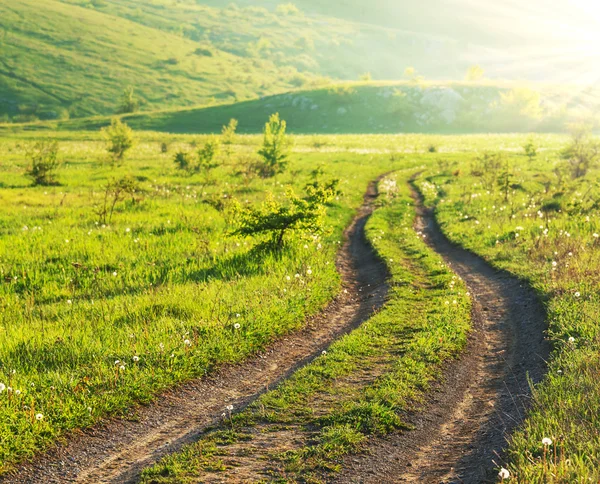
left=0, top=126, right=599, bottom=483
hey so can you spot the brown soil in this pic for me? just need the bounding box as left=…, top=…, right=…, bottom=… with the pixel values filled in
left=2, top=181, right=388, bottom=484
left=333, top=182, right=549, bottom=483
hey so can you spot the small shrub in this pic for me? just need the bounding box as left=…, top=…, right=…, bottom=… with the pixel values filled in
left=232, top=180, right=337, bottom=248
left=25, top=140, right=61, bottom=186
left=173, top=151, right=194, bottom=172
left=160, top=141, right=169, bottom=153
left=276, top=3, right=301, bottom=15
left=523, top=137, right=537, bottom=160
left=103, top=118, right=135, bottom=162
left=95, top=176, right=142, bottom=224
left=221, top=119, right=238, bottom=146
left=427, top=145, right=438, bottom=153
left=561, top=124, right=600, bottom=178
left=118, top=86, right=138, bottom=114
left=198, top=137, right=221, bottom=170
left=194, top=47, right=213, bottom=57
left=257, top=113, right=290, bottom=177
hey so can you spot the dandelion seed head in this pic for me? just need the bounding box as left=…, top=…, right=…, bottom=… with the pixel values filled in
left=35, top=413, right=44, bottom=421
left=234, top=323, right=241, bottom=330
left=542, top=437, right=553, bottom=446
left=499, top=468, right=510, bottom=479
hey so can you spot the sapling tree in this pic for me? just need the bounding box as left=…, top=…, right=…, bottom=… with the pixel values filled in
left=198, top=136, right=221, bottom=171
left=221, top=118, right=238, bottom=146
left=232, top=180, right=337, bottom=248
left=95, top=176, right=141, bottom=224
left=523, top=137, right=537, bottom=161
left=25, top=140, right=61, bottom=186
left=497, top=158, right=514, bottom=202
left=118, top=87, right=138, bottom=114
left=103, top=118, right=135, bottom=162
left=257, top=113, right=290, bottom=177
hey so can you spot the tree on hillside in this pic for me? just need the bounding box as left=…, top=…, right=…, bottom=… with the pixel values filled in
left=359, top=72, right=372, bottom=82
left=257, top=113, right=290, bottom=177
left=118, top=87, right=138, bottom=114
left=276, top=3, right=301, bottom=15
left=465, top=65, right=485, bottom=82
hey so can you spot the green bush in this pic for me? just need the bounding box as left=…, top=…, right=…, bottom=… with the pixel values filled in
left=198, top=137, right=221, bottom=170
left=103, top=118, right=135, bottom=162
left=173, top=151, right=194, bottom=172
left=232, top=180, right=337, bottom=248
left=25, top=140, right=61, bottom=186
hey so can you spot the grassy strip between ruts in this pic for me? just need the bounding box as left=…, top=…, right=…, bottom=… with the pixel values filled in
left=140, top=171, right=471, bottom=483
left=416, top=155, right=600, bottom=482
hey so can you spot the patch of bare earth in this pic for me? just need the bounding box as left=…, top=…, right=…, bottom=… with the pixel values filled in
left=2, top=181, right=388, bottom=484
left=334, top=183, right=549, bottom=484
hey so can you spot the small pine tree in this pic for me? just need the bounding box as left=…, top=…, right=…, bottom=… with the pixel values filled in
left=523, top=137, right=537, bottom=161
left=257, top=113, right=290, bottom=177
left=103, top=119, right=135, bottom=162
left=221, top=118, right=238, bottom=145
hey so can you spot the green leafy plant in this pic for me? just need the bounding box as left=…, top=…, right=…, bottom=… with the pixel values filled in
left=103, top=118, right=135, bottom=162
left=25, top=140, right=61, bottom=186
left=257, top=113, right=290, bottom=178
left=198, top=137, right=221, bottom=170
left=173, top=151, right=194, bottom=172
left=232, top=180, right=337, bottom=248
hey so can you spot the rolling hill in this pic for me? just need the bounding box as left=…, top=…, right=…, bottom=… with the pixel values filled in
left=1, top=0, right=597, bottom=126
left=6, top=81, right=598, bottom=135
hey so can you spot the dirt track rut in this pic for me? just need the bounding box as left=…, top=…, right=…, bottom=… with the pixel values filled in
left=335, top=182, right=548, bottom=483
left=4, top=181, right=387, bottom=484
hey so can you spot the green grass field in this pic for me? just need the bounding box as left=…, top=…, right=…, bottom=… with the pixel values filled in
left=1, top=123, right=599, bottom=483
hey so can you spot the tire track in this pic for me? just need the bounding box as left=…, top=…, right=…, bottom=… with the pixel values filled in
left=335, top=180, right=549, bottom=484
left=3, top=180, right=388, bottom=484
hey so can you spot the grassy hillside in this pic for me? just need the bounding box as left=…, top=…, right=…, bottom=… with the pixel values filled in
left=0, top=0, right=319, bottom=122
left=7, top=82, right=598, bottom=135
